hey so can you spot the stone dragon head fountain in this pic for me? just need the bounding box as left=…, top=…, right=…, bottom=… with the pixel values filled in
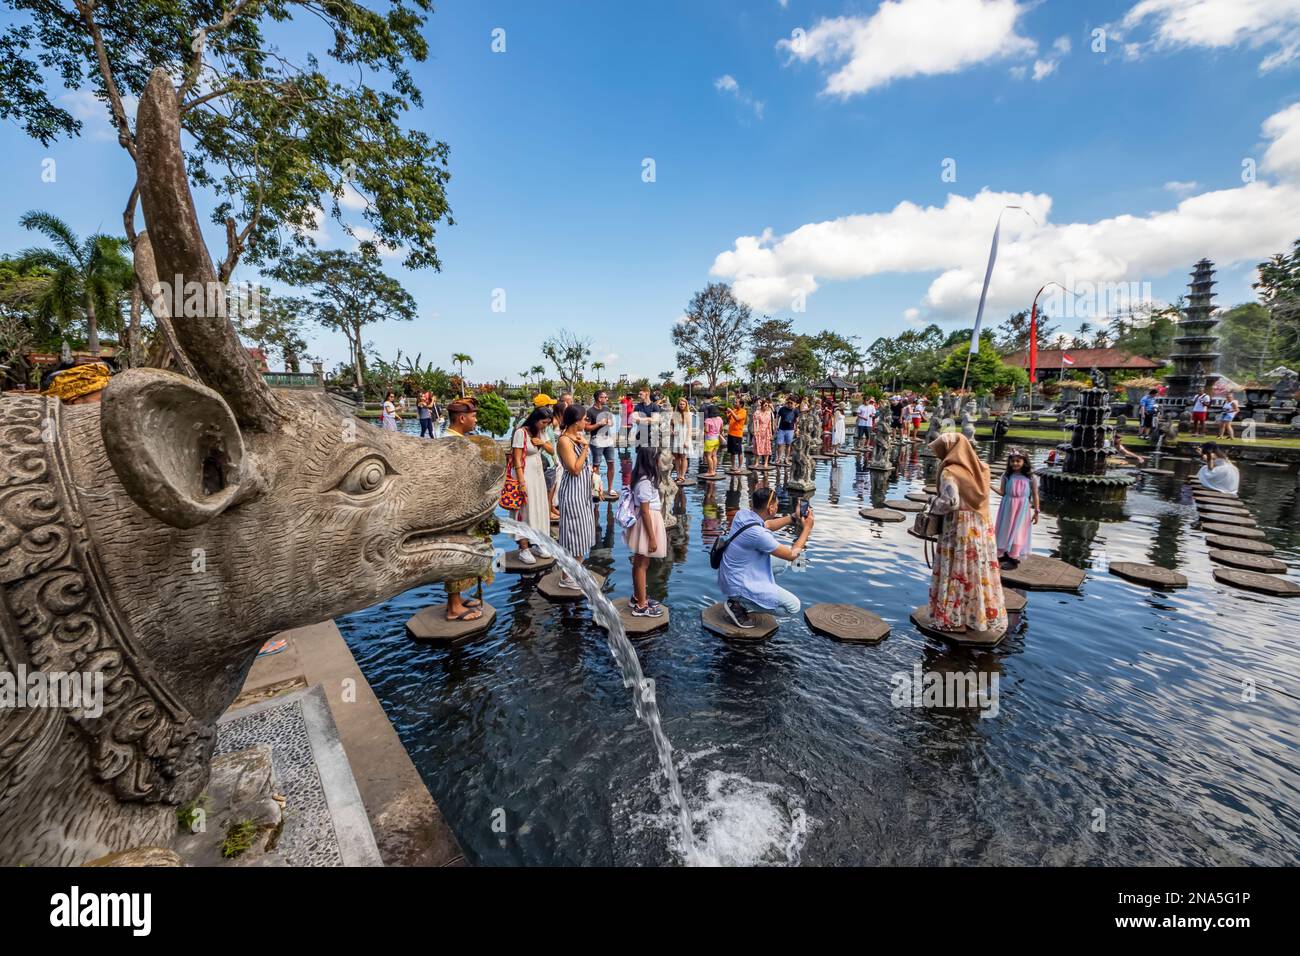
left=0, top=71, right=503, bottom=865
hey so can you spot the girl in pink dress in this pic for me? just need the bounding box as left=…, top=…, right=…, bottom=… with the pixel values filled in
left=753, top=399, right=773, bottom=469
left=994, top=449, right=1039, bottom=569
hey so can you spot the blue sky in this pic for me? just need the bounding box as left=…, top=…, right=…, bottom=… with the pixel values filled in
left=3, top=0, right=1299, bottom=382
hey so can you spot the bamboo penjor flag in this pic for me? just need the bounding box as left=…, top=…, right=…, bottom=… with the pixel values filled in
left=969, top=206, right=1034, bottom=353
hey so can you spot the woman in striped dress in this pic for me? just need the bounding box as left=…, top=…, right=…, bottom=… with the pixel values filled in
left=555, top=404, right=597, bottom=589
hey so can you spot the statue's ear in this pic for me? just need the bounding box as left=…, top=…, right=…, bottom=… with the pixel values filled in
left=101, top=369, right=258, bottom=528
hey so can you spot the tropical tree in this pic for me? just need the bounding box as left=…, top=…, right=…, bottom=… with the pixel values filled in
left=591, top=360, right=605, bottom=386
left=530, top=364, right=546, bottom=391
left=451, top=353, right=473, bottom=396
left=474, top=389, right=511, bottom=436
left=237, top=288, right=311, bottom=372
left=272, top=248, right=416, bottom=391
left=16, top=211, right=133, bottom=355
left=541, top=329, right=592, bottom=392
left=673, top=282, right=753, bottom=391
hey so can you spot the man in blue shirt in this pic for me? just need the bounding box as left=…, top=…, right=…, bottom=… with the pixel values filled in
left=1138, top=388, right=1159, bottom=439
left=774, top=396, right=799, bottom=464
left=717, top=487, right=815, bottom=628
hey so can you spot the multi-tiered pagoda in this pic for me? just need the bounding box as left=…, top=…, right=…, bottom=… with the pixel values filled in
left=1162, top=258, right=1221, bottom=415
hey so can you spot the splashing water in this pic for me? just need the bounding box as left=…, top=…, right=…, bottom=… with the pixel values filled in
left=498, top=516, right=700, bottom=863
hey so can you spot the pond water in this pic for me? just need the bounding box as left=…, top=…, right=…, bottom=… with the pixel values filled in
left=337, top=435, right=1300, bottom=866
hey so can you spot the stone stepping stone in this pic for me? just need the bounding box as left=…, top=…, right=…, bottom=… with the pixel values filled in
left=537, top=570, right=606, bottom=602
left=727, top=468, right=752, bottom=476
left=1208, top=550, right=1288, bottom=573
left=1108, top=562, right=1188, bottom=589
left=1003, top=589, right=1027, bottom=612
left=675, top=476, right=697, bottom=487
left=860, top=507, right=906, bottom=522
left=700, top=473, right=726, bottom=482
left=924, top=485, right=937, bottom=494
left=1192, top=490, right=1237, bottom=501
left=701, top=601, right=777, bottom=640
left=1139, top=468, right=1177, bottom=476
left=884, top=499, right=925, bottom=512
left=1197, top=513, right=1256, bottom=528
left=406, top=602, right=497, bottom=646
left=910, top=605, right=1008, bottom=647
left=1256, top=462, right=1291, bottom=468
left=1201, top=522, right=1265, bottom=539
left=606, top=598, right=671, bottom=635
left=804, top=603, right=890, bottom=644
left=501, top=548, right=555, bottom=574
left=904, top=492, right=932, bottom=503
left=1204, top=535, right=1274, bottom=554
left=999, top=554, right=1085, bottom=591
left=1197, top=502, right=1251, bottom=514
left=1213, top=568, right=1300, bottom=597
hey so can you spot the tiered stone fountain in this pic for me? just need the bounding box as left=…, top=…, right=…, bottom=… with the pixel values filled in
left=1160, top=258, right=1221, bottom=420
left=1039, top=388, right=1135, bottom=503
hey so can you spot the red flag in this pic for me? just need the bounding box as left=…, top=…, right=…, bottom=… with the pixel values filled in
left=1028, top=302, right=1038, bottom=383
left=1062, top=353, right=1075, bottom=365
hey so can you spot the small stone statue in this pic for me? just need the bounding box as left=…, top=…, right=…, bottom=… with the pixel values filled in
left=657, top=443, right=678, bottom=529
left=925, top=413, right=941, bottom=444
left=786, top=403, right=819, bottom=491
left=868, top=416, right=893, bottom=471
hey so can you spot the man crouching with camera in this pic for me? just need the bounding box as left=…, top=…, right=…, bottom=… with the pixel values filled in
left=715, top=486, right=814, bottom=628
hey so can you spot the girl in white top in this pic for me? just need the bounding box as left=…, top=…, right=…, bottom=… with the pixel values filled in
left=509, top=407, right=555, bottom=563
left=670, top=397, right=693, bottom=482
left=381, top=391, right=400, bottom=431
left=624, top=447, right=667, bottom=616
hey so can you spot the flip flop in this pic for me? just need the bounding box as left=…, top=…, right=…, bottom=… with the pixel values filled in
left=446, top=608, right=483, bottom=622
left=463, top=598, right=482, bottom=608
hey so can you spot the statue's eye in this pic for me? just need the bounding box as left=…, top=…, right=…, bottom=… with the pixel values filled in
left=336, top=456, right=393, bottom=497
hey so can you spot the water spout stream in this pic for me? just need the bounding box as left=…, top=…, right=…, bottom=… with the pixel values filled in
left=497, top=516, right=699, bottom=863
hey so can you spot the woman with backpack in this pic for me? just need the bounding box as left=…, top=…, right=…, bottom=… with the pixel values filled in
left=621, top=447, right=666, bottom=617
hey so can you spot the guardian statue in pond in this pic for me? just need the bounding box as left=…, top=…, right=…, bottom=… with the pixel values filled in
left=0, top=70, right=503, bottom=865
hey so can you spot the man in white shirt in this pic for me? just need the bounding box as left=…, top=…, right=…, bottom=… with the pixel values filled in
left=585, top=390, right=618, bottom=499
left=855, top=400, right=873, bottom=444
left=1190, top=390, right=1210, bottom=436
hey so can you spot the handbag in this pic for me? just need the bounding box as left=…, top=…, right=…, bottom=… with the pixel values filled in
left=911, top=501, right=945, bottom=569
left=499, top=458, right=526, bottom=511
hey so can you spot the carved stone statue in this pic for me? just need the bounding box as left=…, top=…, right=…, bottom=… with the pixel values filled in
left=657, top=444, right=678, bottom=529
left=786, top=401, right=819, bottom=491
left=0, top=71, right=504, bottom=866
left=868, top=416, right=893, bottom=471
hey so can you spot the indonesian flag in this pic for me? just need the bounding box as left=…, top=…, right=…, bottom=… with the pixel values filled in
left=1062, top=354, right=1075, bottom=366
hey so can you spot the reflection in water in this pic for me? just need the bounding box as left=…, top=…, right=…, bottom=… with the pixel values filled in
left=339, top=444, right=1300, bottom=866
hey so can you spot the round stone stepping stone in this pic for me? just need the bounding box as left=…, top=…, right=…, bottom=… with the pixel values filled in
left=1197, top=513, right=1255, bottom=528
left=1197, top=502, right=1250, bottom=514
left=924, top=484, right=937, bottom=494
left=884, top=499, right=925, bottom=512
left=1201, top=522, right=1265, bottom=538
left=1108, top=562, right=1188, bottom=589
left=406, top=603, right=497, bottom=646
left=1256, top=461, right=1291, bottom=468
left=701, top=601, right=777, bottom=640
left=999, top=554, right=1085, bottom=591
left=1139, top=468, right=1177, bottom=476
left=1204, top=535, right=1274, bottom=554
left=1002, top=589, right=1027, bottom=612
left=502, top=548, right=555, bottom=574
left=700, top=473, right=726, bottom=481
left=1208, top=550, right=1288, bottom=573
left=1193, top=490, right=1237, bottom=501
left=804, top=603, right=890, bottom=644
left=1213, top=568, right=1300, bottom=597
left=727, top=468, right=752, bottom=476
left=675, top=476, right=697, bottom=487
left=904, top=492, right=931, bottom=503
left=537, top=569, right=607, bottom=602
left=606, top=597, right=671, bottom=635
left=860, top=507, right=906, bottom=522
left=910, top=605, right=1008, bottom=647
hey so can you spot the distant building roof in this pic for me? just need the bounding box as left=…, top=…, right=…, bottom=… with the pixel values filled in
left=1002, top=348, right=1161, bottom=371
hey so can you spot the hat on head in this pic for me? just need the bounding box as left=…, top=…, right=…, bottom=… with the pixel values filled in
left=448, top=397, right=478, bottom=415
left=533, top=393, right=556, bottom=408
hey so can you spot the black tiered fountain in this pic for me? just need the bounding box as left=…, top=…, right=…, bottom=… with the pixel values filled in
left=1039, top=388, right=1135, bottom=503
left=1160, top=258, right=1221, bottom=421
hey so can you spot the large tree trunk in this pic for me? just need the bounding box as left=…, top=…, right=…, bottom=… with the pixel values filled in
left=86, top=298, right=101, bottom=355
left=351, top=322, right=365, bottom=391
left=126, top=284, right=143, bottom=367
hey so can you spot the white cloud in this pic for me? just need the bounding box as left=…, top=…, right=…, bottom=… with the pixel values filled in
left=1164, top=180, right=1201, bottom=195
left=337, top=183, right=369, bottom=212
left=1121, top=0, right=1300, bottom=71
left=1262, top=102, right=1300, bottom=180
left=714, top=74, right=765, bottom=118
left=1052, top=35, right=1073, bottom=55
left=603, top=353, right=619, bottom=365
left=710, top=104, right=1300, bottom=324
left=778, top=0, right=1036, bottom=97
left=59, top=88, right=138, bottom=141
left=1009, top=65, right=1027, bottom=79
left=351, top=226, right=401, bottom=258
left=1031, top=58, right=1058, bottom=80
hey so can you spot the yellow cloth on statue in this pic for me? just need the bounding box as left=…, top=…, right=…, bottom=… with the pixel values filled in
left=42, top=363, right=111, bottom=401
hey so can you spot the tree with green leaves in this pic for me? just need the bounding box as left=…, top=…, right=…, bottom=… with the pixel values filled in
left=748, top=316, right=797, bottom=384
left=994, top=309, right=1058, bottom=353
left=16, top=211, right=133, bottom=355
left=474, top=389, right=511, bottom=436
left=673, top=283, right=753, bottom=391
left=938, top=333, right=1027, bottom=393
left=271, top=248, right=416, bottom=391
left=1253, top=239, right=1300, bottom=372
left=541, top=329, right=591, bottom=393
left=236, top=288, right=311, bottom=373
left=451, top=353, right=474, bottom=396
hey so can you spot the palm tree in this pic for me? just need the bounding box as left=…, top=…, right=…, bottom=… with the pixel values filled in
left=684, top=364, right=699, bottom=402
left=17, top=211, right=133, bottom=356
left=530, top=364, right=545, bottom=392
left=592, top=361, right=605, bottom=387
left=452, top=352, right=473, bottom=396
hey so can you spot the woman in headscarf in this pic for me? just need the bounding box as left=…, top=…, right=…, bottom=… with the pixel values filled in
left=928, top=433, right=1007, bottom=634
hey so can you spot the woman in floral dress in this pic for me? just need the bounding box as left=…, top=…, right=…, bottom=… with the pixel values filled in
left=752, top=399, right=774, bottom=470
left=927, top=433, right=1007, bottom=634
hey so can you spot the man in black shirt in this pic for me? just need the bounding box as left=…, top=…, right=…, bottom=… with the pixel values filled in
left=775, top=396, right=799, bottom=464
left=632, top=387, right=661, bottom=448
